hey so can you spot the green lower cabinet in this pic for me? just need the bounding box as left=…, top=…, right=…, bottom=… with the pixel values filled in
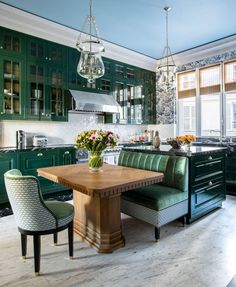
left=188, top=151, right=226, bottom=223
left=225, top=150, right=236, bottom=194
left=18, top=147, right=76, bottom=198
left=59, top=147, right=76, bottom=165
left=19, top=149, right=59, bottom=194
left=0, top=152, right=18, bottom=204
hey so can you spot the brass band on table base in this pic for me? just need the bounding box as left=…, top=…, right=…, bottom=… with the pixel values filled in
left=73, top=190, right=125, bottom=253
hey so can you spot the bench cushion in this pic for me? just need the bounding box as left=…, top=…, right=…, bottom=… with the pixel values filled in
left=122, top=184, right=188, bottom=211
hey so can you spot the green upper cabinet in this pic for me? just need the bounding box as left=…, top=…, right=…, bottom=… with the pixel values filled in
left=68, top=48, right=85, bottom=90
left=0, top=27, right=156, bottom=124
left=0, top=28, right=26, bottom=120
left=0, top=27, right=26, bottom=57
left=106, top=64, right=156, bottom=125
left=0, top=56, right=26, bottom=120
left=25, top=36, right=68, bottom=121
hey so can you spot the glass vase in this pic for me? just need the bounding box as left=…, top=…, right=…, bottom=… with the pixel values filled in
left=89, top=151, right=103, bottom=172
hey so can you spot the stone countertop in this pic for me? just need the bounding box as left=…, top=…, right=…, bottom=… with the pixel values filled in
left=0, top=144, right=75, bottom=153
left=122, top=144, right=228, bottom=157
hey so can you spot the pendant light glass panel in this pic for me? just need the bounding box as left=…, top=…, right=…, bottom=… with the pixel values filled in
left=76, top=1, right=105, bottom=83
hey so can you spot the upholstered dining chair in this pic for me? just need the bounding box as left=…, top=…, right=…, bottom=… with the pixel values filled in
left=4, top=169, right=74, bottom=276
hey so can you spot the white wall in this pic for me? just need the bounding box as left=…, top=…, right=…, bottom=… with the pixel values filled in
left=0, top=113, right=148, bottom=147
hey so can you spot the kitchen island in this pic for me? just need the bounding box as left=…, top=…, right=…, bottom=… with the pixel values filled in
left=122, top=145, right=227, bottom=223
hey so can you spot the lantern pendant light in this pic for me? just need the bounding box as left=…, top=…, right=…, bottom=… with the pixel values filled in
left=76, top=0, right=105, bottom=83
left=156, top=6, right=176, bottom=91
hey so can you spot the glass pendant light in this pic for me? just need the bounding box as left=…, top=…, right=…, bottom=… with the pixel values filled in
left=76, top=0, right=105, bottom=83
left=156, top=7, right=176, bottom=92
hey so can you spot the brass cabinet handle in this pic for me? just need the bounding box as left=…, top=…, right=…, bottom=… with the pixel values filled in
left=64, top=151, right=70, bottom=155
left=208, top=181, right=213, bottom=186
left=37, top=153, right=43, bottom=157
left=208, top=156, right=213, bottom=160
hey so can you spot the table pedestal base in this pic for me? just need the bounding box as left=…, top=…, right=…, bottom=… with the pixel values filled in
left=73, top=190, right=125, bottom=253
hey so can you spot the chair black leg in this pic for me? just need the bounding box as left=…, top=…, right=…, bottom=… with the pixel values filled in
left=33, top=235, right=41, bottom=276
left=21, top=233, right=27, bottom=259
left=68, top=221, right=74, bottom=259
left=154, top=226, right=160, bottom=242
left=53, top=233, right=58, bottom=246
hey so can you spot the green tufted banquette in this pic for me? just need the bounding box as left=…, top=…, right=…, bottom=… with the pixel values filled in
left=118, top=150, right=189, bottom=241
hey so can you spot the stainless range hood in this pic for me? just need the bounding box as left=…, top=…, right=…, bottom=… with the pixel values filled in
left=69, top=90, right=121, bottom=114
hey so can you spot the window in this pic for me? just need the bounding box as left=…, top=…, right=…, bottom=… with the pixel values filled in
left=233, top=103, right=236, bottom=129
left=199, top=65, right=221, bottom=137
left=226, top=95, right=236, bottom=135
left=177, top=71, right=196, bottom=134
left=177, top=64, right=223, bottom=137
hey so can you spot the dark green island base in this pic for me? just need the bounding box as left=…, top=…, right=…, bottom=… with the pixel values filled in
left=122, top=145, right=227, bottom=223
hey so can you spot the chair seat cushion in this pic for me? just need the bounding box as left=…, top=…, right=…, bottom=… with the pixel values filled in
left=45, top=201, right=74, bottom=227
left=122, top=184, right=188, bottom=211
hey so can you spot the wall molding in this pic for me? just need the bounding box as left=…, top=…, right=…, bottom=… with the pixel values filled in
left=0, top=2, right=157, bottom=71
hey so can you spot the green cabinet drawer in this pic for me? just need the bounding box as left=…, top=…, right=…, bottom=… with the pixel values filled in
left=192, top=177, right=224, bottom=207
left=192, top=152, right=224, bottom=165
left=192, top=159, right=224, bottom=180
left=188, top=151, right=226, bottom=223
left=0, top=152, right=18, bottom=204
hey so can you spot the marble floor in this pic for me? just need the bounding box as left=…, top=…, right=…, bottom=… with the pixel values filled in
left=1, top=196, right=236, bottom=287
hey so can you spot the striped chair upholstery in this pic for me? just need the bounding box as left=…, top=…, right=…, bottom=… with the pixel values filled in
left=4, top=169, right=74, bottom=276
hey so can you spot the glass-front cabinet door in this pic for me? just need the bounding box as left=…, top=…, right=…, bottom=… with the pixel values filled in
left=49, top=65, right=67, bottom=121
left=0, top=56, right=25, bottom=119
left=0, top=27, right=25, bottom=57
left=26, top=62, right=49, bottom=120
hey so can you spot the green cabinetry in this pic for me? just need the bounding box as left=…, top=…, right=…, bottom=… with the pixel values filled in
left=225, top=148, right=236, bottom=194
left=0, top=27, right=26, bottom=120
left=188, top=151, right=226, bottom=223
left=19, top=149, right=59, bottom=194
left=0, top=146, right=76, bottom=206
left=26, top=36, right=68, bottom=121
left=0, top=26, right=156, bottom=124
left=0, top=152, right=17, bottom=204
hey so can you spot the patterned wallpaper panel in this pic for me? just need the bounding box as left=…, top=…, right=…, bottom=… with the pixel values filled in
left=156, top=48, right=236, bottom=125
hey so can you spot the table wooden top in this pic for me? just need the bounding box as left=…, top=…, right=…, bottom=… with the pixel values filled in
left=37, top=163, right=164, bottom=197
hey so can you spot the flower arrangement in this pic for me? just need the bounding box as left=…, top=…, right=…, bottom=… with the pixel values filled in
left=75, top=130, right=119, bottom=171
left=75, top=130, right=119, bottom=151
left=167, top=134, right=196, bottom=149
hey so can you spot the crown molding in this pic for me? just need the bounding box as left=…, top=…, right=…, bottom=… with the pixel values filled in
left=172, top=35, right=236, bottom=66
left=0, top=2, right=157, bottom=71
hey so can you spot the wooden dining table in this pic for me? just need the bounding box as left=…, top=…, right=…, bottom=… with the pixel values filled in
left=37, top=163, right=164, bottom=253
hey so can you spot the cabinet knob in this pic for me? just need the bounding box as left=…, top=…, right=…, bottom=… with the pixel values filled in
left=45, top=57, right=48, bottom=60
left=37, top=153, right=43, bottom=157
left=64, top=151, right=70, bottom=155
left=208, top=181, right=213, bottom=186
left=0, top=46, right=3, bottom=49
left=208, top=156, right=213, bottom=160
left=49, top=57, right=51, bottom=61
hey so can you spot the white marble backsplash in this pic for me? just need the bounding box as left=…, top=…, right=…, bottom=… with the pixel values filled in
left=0, top=113, right=150, bottom=147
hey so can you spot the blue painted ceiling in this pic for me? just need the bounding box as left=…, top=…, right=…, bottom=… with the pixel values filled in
left=1, top=0, right=236, bottom=59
